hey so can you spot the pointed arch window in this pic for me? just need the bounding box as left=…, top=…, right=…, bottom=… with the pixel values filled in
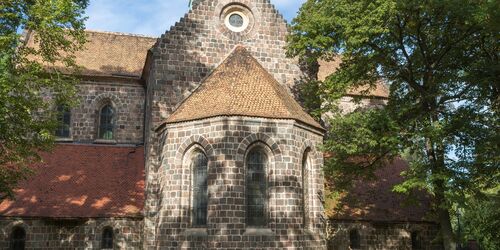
left=349, top=229, right=361, bottom=249
left=101, top=227, right=113, bottom=249
left=302, top=150, right=311, bottom=229
left=99, top=104, right=115, bottom=140
left=411, top=231, right=422, bottom=250
left=246, top=147, right=268, bottom=227
left=10, top=226, right=26, bottom=250
left=192, top=150, right=208, bottom=226
left=55, top=104, right=71, bottom=138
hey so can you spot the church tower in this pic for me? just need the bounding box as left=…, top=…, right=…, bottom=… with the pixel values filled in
left=142, top=1, right=326, bottom=249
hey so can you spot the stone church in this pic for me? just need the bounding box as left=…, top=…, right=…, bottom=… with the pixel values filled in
left=0, top=0, right=441, bottom=249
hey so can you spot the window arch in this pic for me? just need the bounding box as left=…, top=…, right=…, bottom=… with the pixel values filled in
left=411, top=231, right=422, bottom=250
left=10, top=226, right=26, bottom=250
left=349, top=229, right=361, bottom=249
left=302, top=150, right=312, bottom=229
left=246, top=145, right=268, bottom=227
left=101, top=227, right=113, bottom=249
left=99, top=104, right=115, bottom=140
left=55, top=104, right=71, bottom=138
left=191, top=149, right=208, bottom=226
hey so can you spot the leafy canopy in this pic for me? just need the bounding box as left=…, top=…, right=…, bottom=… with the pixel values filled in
left=288, top=0, right=499, bottom=248
left=0, top=0, right=88, bottom=200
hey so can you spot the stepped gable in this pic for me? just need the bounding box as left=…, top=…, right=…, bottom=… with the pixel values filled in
left=318, top=59, right=389, bottom=98
left=164, top=46, right=323, bottom=130
left=25, top=30, right=157, bottom=77
left=0, top=144, right=145, bottom=218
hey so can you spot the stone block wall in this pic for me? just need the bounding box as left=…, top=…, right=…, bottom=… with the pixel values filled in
left=142, top=1, right=311, bottom=247
left=327, top=221, right=443, bottom=250
left=151, top=116, right=325, bottom=249
left=0, top=217, right=143, bottom=249
left=143, top=0, right=305, bottom=142
left=63, top=78, right=145, bottom=144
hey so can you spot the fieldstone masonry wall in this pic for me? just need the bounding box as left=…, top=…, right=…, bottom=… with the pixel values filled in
left=153, top=116, right=325, bottom=249
left=143, top=1, right=311, bottom=248
left=70, top=80, right=145, bottom=144
left=327, top=221, right=442, bottom=250
left=0, top=218, right=143, bottom=249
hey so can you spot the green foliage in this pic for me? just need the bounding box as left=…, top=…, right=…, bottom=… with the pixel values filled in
left=0, top=0, right=88, bottom=200
left=288, top=0, right=499, bottom=248
left=460, top=189, right=500, bottom=250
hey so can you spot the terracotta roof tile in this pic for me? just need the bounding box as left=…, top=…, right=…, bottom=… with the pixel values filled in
left=165, top=46, right=323, bottom=130
left=25, top=30, right=157, bottom=77
left=318, top=59, right=389, bottom=98
left=0, top=144, right=145, bottom=218
left=326, top=158, right=435, bottom=222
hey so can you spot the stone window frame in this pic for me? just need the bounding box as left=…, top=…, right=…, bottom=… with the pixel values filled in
left=183, top=144, right=209, bottom=228
left=243, top=141, right=274, bottom=229
left=302, top=148, right=313, bottom=230
left=349, top=228, right=361, bottom=249
left=94, top=100, right=117, bottom=144
left=100, top=226, right=114, bottom=249
left=54, top=103, right=73, bottom=141
left=91, top=93, right=122, bottom=144
left=411, top=230, right=423, bottom=250
left=9, top=225, right=26, bottom=250
left=216, top=1, right=259, bottom=41
left=97, top=103, right=116, bottom=140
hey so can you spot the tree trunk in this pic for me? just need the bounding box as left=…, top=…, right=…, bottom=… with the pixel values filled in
left=434, top=183, right=456, bottom=250
left=437, top=203, right=456, bottom=250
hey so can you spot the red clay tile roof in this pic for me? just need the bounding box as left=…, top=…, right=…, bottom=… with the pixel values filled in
left=25, top=30, right=157, bottom=77
left=318, top=59, right=389, bottom=98
left=326, top=158, right=435, bottom=222
left=164, top=46, right=323, bottom=130
left=0, top=144, right=145, bottom=218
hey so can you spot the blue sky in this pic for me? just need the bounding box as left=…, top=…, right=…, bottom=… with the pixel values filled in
left=85, top=0, right=306, bottom=37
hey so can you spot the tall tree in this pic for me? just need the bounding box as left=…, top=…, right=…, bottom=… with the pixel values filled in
left=287, top=0, right=499, bottom=249
left=0, top=0, right=88, bottom=200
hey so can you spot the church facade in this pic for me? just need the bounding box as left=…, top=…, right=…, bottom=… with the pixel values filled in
left=0, top=0, right=440, bottom=249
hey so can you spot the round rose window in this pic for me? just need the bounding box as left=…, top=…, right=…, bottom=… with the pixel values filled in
left=224, top=10, right=249, bottom=32
left=228, top=13, right=244, bottom=28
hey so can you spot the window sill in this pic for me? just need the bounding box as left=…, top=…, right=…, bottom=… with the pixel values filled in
left=183, top=228, right=208, bottom=237
left=243, top=228, right=274, bottom=236
left=94, top=139, right=117, bottom=145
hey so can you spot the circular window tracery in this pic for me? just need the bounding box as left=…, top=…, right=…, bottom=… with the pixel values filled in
left=229, top=13, right=244, bottom=28
left=221, top=5, right=253, bottom=33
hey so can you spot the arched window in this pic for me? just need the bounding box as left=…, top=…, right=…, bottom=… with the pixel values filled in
left=246, top=147, right=268, bottom=227
left=411, top=231, right=422, bottom=250
left=302, top=150, right=311, bottom=229
left=55, top=104, right=71, bottom=138
left=101, top=227, right=113, bottom=249
left=349, top=229, right=361, bottom=249
left=191, top=150, right=208, bottom=226
left=99, top=104, right=115, bottom=140
left=10, top=226, right=26, bottom=250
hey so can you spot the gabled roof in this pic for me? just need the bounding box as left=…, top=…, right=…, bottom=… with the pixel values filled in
left=25, top=30, right=157, bottom=78
left=326, top=158, right=435, bottom=222
left=0, top=144, right=145, bottom=218
left=164, top=46, right=323, bottom=130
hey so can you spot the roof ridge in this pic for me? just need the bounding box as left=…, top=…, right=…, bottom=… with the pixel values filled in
left=84, top=29, right=158, bottom=39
